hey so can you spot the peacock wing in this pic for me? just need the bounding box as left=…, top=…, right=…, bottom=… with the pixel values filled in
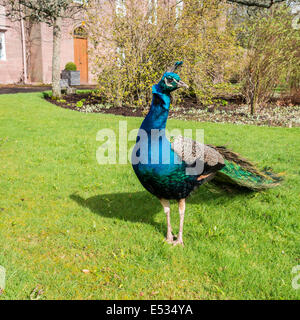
left=171, top=136, right=225, bottom=178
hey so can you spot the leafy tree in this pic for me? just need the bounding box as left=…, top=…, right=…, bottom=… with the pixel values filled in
left=1, top=0, right=86, bottom=98
left=87, top=0, right=240, bottom=108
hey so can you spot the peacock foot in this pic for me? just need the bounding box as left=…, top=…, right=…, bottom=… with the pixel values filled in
left=172, top=239, right=184, bottom=247
left=165, top=234, right=174, bottom=244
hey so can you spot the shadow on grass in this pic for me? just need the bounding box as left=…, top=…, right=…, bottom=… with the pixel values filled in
left=70, top=186, right=250, bottom=235
left=70, top=191, right=165, bottom=234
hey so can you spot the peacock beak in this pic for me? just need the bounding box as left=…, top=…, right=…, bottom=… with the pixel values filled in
left=177, top=80, right=189, bottom=89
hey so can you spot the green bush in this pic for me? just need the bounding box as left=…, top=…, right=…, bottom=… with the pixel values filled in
left=65, top=62, right=77, bottom=71
left=76, top=100, right=84, bottom=108
left=42, top=91, right=52, bottom=99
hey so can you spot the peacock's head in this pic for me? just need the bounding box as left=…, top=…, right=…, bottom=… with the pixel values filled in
left=159, top=61, right=188, bottom=93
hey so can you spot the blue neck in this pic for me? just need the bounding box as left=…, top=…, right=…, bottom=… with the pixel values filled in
left=140, top=84, right=171, bottom=132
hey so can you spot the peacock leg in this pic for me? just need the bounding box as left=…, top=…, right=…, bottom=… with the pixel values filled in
left=160, top=198, right=174, bottom=244
left=173, top=199, right=186, bottom=247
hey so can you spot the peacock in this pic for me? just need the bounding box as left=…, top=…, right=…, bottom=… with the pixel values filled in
left=131, top=62, right=282, bottom=246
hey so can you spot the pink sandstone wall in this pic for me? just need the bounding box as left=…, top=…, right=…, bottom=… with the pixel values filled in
left=0, top=6, right=25, bottom=84
left=29, top=23, right=43, bottom=83
left=30, top=18, right=95, bottom=84
left=0, top=5, right=95, bottom=85
left=30, top=21, right=76, bottom=84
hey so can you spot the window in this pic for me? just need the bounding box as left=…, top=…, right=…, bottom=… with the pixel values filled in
left=116, top=0, right=126, bottom=16
left=175, top=0, right=184, bottom=19
left=74, top=26, right=88, bottom=38
left=0, top=32, right=6, bottom=61
left=148, top=0, right=158, bottom=24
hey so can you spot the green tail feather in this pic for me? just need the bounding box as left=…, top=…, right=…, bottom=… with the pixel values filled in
left=209, top=146, right=284, bottom=191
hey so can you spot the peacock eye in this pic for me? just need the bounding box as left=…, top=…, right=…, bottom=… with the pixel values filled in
left=166, top=77, right=173, bottom=84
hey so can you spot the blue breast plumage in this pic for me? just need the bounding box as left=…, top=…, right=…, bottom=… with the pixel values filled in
left=131, top=83, right=199, bottom=200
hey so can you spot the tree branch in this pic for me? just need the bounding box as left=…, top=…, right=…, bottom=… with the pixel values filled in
left=226, top=0, right=285, bottom=8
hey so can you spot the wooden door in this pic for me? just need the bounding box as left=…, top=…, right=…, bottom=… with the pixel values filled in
left=74, top=37, right=88, bottom=84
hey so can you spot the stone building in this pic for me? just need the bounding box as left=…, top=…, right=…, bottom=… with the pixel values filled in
left=0, top=4, right=90, bottom=84
left=0, top=0, right=183, bottom=85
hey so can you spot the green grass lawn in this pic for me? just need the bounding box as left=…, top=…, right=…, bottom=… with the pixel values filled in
left=0, top=92, right=299, bottom=300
